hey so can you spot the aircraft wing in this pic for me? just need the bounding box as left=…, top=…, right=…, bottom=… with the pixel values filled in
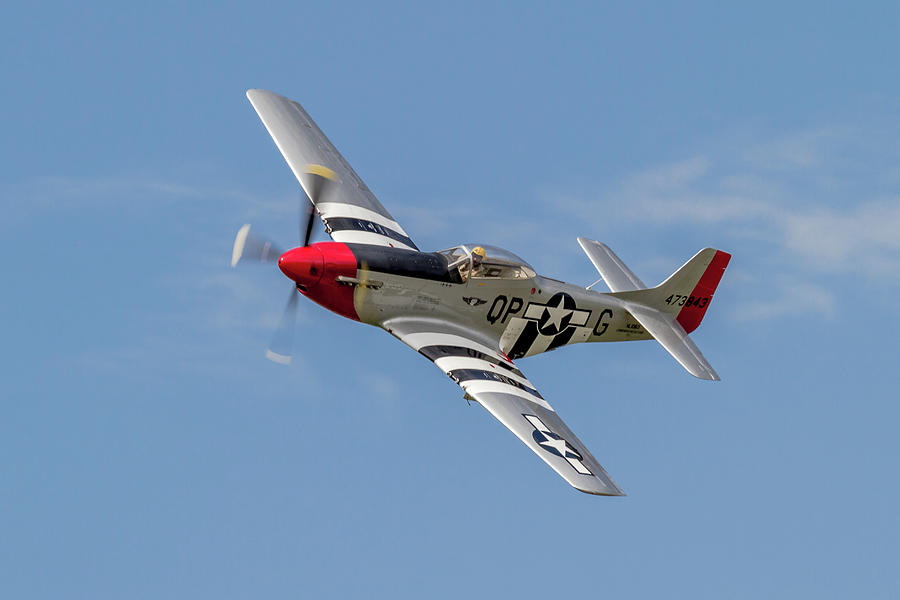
left=246, top=89, right=418, bottom=251
left=385, top=318, right=625, bottom=496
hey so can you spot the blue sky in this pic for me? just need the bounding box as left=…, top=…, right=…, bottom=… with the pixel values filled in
left=3, top=2, right=900, bottom=598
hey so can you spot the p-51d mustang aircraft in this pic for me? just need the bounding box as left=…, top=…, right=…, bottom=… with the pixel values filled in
left=232, top=89, right=731, bottom=496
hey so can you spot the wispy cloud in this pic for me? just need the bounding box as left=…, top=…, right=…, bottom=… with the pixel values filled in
left=2, top=173, right=312, bottom=382
left=0, top=174, right=295, bottom=228
left=554, top=156, right=774, bottom=228
left=550, top=121, right=900, bottom=319
left=601, top=162, right=900, bottom=279
left=781, top=202, right=900, bottom=276
left=734, top=276, right=836, bottom=321
left=742, top=128, right=848, bottom=170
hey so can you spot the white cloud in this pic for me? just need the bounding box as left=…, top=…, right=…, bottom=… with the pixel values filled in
left=742, top=128, right=847, bottom=170
left=553, top=123, right=900, bottom=279
left=734, top=277, right=836, bottom=321
left=624, top=156, right=711, bottom=191
left=0, top=174, right=294, bottom=228
left=546, top=121, right=900, bottom=321
left=562, top=156, right=774, bottom=225
left=626, top=194, right=772, bottom=224
left=781, top=202, right=900, bottom=275
left=0, top=173, right=314, bottom=382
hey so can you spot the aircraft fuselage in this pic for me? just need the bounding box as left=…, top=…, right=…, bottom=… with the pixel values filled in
left=278, top=242, right=653, bottom=359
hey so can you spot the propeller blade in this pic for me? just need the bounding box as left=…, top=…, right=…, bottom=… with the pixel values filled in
left=301, top=200, right=316, bottom=247
left=303, top=163, right=337, bottom=203
left=298, top=163, right=336, bottom=246
left=231, top=224, right=284, bottom=266
left=265, top=286, right=299, bottom=365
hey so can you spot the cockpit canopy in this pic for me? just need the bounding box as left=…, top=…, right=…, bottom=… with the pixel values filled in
left=437, top=244, right=536, bottom=283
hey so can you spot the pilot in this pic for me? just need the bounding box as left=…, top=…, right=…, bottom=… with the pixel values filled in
left=471, top=246, right=486, bottom=277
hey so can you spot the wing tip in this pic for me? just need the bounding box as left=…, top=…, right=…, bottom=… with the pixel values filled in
left=246, top=88, right=282, bottom=104
left=691, top=364, right=721, bottom=381
left=576, top=483, right=627, bottom=497
left=576, top=473, right=627, bottom=497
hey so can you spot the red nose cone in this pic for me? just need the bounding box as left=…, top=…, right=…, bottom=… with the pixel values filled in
left=278, top=246, right=325, bottom=290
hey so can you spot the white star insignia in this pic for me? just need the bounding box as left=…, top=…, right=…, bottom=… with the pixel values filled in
left=541, top=305, right=571, bottom=332
left=538, top=435, right=570, bottom=456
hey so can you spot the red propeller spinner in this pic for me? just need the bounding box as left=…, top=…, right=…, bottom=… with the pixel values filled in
left=278, top=245, right=324, bottom=291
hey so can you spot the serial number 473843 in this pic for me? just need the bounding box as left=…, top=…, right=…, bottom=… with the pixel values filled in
left=665, top=294, right=709, bottom=309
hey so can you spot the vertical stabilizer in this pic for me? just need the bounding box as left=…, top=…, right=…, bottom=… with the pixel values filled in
left=651, top=248, right=731, bottom=333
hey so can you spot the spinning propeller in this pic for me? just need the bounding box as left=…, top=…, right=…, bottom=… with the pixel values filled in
left=230, top=164, right=337, bottom=364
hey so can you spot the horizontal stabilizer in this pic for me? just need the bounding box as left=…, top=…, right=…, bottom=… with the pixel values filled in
left=624, top=303, right=720, bottom=380
left=577, top=237, right=646, bottom=292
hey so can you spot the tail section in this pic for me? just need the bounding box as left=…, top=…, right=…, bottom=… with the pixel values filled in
left=651, top=248, right=731, bottom=333
left=605, top=247, right=730, bottom=333
left=579, top=239, right=731, bottom=380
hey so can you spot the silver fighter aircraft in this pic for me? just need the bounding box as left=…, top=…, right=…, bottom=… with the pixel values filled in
left=232, top=89, right=731, bottom=496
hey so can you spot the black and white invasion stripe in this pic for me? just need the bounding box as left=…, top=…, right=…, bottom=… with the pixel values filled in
left=401, top=331, right=551, bottom=410
left=318, top=201, right=417, bottom=250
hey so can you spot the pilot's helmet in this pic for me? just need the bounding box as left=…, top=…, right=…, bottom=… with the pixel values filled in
left=472, top=246, right=486, bottom=264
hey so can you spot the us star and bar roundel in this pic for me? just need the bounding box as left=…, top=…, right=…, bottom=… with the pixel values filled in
left=498, top=292, right=593, bottom=359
